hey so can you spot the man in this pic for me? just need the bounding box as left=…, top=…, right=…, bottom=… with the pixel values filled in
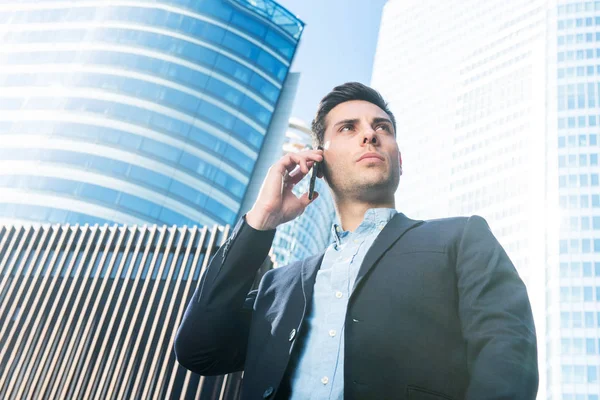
left=174, top=82, right=538, bottom=399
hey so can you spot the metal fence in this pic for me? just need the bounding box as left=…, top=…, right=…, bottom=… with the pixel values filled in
left=0, top=223, right=271, bottom=399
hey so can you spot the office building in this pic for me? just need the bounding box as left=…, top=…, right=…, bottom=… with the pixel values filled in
left=0, top=0, right=303, bottom=228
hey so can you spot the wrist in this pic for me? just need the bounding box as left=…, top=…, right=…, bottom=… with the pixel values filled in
left=245, top=209, right=278, bottom=231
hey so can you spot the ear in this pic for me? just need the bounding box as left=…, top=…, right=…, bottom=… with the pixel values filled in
left=398, top=151, right=403, bottom=175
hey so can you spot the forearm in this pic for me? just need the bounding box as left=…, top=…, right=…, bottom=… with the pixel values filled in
left=457, top=215, right=539, bottom=399
left=462, top=275, right=538, bottom=399
left=174, top=215, right=276, bottom=375
left=465, top=331, right=538, bottom=400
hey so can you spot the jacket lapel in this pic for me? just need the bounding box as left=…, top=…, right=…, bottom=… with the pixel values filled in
left=350, top=212, right=424, bottom=299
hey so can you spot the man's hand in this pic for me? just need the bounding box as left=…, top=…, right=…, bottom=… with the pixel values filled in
left=246, top=149, right=324, bottom=231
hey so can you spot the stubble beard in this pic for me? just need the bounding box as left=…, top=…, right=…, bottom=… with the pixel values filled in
left=327, top=164, right=399, bottom=204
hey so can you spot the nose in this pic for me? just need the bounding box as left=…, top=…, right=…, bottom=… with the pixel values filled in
left=362, top=128, right=378, bottom=145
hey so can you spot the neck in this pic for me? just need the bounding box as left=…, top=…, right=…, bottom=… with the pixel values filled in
left=334, top=197, right=395, bottom=232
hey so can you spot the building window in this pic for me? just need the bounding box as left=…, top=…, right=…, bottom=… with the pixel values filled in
left=561, top=286, right=570, bottom=302
left=562, top=338, right=570, bottom=354
left=562, top=365, right=572, bottom=383
left=583, top=262, right=592, bottom=276
left=569, top=175, right=578, bottom=187
left=574, top=338, right=584, bottom=354
left=560, top=262, right=569, bottom=277
left=586, top=337, right=596, bottom=353
left=574, top=365, right=585, bottom=383
left=559, top=155, right=566, bottom=167
left=561, top=311, right=570, bottom=328
left=584, top=286, right=593, bottom=301
left=572, top=286, right=582, bottom=301
left=573, top=312, right=582, bottom=327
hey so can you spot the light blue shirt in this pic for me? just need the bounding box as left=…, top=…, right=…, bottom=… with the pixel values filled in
left=288, top=208, right=398, bottom=400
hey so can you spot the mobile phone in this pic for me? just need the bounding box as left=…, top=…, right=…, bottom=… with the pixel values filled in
left=308, top=146, right=323, bottom=200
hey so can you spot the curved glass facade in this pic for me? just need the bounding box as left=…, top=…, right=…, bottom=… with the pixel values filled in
left=0, top=0, right=303, bottom=227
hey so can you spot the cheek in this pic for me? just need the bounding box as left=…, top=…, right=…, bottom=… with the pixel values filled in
left=322, top=155, right=342, bottom=182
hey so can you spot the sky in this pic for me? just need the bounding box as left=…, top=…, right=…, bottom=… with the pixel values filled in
left=275, top=0, right=388, bottom=123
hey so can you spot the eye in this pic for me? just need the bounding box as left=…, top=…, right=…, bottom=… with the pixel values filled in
left=340, top=125, right=354, bottom=132
left=375, top=124, right=390, bottom=132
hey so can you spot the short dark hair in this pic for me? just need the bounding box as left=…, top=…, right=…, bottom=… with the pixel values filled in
left=310, top=82, right=396, bottom=147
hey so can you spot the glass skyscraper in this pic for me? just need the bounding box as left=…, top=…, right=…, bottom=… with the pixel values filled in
left=0, top=0, right=303, bottom=228
left=551, top=2, right=600, bottom=399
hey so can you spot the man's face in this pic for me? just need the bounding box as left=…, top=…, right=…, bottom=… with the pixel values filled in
left=321, top=100, right=401, bottom=203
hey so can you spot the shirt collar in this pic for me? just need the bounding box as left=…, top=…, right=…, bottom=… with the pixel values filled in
left=331, top=208, right=398, bottom=247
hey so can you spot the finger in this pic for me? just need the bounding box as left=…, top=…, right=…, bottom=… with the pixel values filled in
left=278, top=151, right=323, bottom=183
left=295, top=149, right=324, bottom=165
left=290, top=153, right=309, bottom=175
left=299, top=191, right=318, bottom=207
left=281, top=153, right=298, bottom=174
left=287, top=160, right=319, bottom=184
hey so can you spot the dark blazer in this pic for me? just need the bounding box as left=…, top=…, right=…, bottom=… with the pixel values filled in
left=174, top=212, right=538, bottom=400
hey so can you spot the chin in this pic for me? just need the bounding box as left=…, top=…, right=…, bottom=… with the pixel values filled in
left=359, top=174, right=399, bottom=193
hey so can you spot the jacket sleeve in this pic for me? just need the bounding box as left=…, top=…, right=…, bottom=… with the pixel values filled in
left=456, top=215, right=539, bottom=400
left=173, top=215, right=276, bottom=376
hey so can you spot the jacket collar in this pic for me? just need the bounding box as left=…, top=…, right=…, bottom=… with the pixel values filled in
left=299, top=212, right=424, bottom=308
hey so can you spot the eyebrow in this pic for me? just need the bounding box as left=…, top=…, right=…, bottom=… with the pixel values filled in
left=372, top=117, right=393, bottom=126
left=333, top=118, right=359, bottom=128
left=333, top=117, right=393, bottom=128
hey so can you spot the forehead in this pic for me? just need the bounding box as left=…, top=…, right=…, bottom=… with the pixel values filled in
left=325, top=100, right=390, bottom=127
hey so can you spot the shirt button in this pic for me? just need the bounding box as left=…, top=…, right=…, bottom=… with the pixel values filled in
left=289, top=328, right=296, bottom=341
left=263, top=386, right=274, bottom=398
left=321, top=376, right=329, bottom=385
left=329, top=329, right=336, bottom=337
left=335, top=291, right=343, bottom=298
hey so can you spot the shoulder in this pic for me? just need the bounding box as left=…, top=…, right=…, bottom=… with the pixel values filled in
left=397, top=214, right=493, bottom=253
left=416, top=214, right=490, bottom=232
left=409, top=214, right=474, bottom=236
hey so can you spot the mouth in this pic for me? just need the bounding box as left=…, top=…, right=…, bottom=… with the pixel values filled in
left=357, top=153, right=385, bottom=163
